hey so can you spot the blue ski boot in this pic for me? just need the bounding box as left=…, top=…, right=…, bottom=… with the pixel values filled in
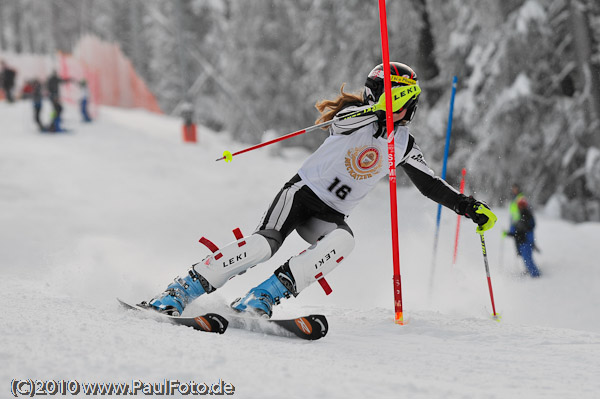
left=148, top=265, right=212, bottom=316
left=231, top=272, right=294, bottom=318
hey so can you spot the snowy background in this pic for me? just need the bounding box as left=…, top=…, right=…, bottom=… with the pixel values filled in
left=1, top=101, right=599, bottom=398
left=2, top=0, right=600, bottom=221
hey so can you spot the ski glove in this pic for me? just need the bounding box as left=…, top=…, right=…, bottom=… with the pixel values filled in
left=455, top=195, right=497, bottom=233
left=474, top=204, right=497, bottom=234
left=374, top=110, right=386, bottom=122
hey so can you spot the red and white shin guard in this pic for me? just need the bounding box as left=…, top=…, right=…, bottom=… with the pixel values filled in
left=282, top=229, right=355, bottom=295
left=196, top=229, right=272, bottom=289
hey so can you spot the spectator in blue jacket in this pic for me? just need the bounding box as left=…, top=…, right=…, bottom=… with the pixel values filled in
left=505, top=193, right=540, bottom=277
left=79, top=79, right=92, bottom=122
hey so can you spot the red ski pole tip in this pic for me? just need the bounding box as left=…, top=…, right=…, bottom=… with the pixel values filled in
left=223, top=150, right=233, bottom=163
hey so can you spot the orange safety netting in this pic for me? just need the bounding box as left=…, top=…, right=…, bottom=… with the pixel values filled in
left=0, top=35, right=161, bottom=114
left=72, top=35, right=161, bottom=113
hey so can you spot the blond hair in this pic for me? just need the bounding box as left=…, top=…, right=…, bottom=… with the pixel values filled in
left=315, top=84, right=364, bottom=127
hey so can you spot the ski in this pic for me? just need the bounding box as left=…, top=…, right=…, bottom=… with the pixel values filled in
left=226, top=314, right=328, bottom=341
left=117, top=298, right=228, bottom=334
left=117, top=298, right=328, bottom=340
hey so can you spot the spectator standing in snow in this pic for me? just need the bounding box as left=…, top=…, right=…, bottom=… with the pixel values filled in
left=46, top=71, right=71, bottom=132
left=32, top=79, right=45, bottom=131
left=143, top=62, right=498, bottom=318
left=180, top=101, right=197, bottom=142
left=79, top=79, right=92, bottom=123
left=505, top=184, right=540, bottom=277
left=1, top=60, right=17, bottom=103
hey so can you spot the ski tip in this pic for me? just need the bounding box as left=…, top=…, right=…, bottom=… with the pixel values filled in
left=196, top=313, right=229, bottom=334
left=294, top=315, right=328, bottom=340
left=117, top=298, right=152, bottom=312
left=116, top=297, right=136, bottom=310
left=265, top=314, right=328, bottom=340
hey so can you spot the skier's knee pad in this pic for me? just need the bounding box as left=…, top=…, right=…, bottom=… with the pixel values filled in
left=279, top=228, right=355, bottom=294
left=195, top=233, right=272, bottom=289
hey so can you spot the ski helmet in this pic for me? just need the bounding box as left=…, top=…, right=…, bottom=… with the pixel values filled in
left=364, top=62, right=420, bottom=123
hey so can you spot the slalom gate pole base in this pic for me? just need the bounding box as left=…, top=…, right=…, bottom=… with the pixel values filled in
left=394, top=312, right=405, bottom=325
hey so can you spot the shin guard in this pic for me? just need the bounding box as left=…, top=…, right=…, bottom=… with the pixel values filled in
left=276, top=229, right=355, bottom=295
left=196, top=233, right=272, bottom=289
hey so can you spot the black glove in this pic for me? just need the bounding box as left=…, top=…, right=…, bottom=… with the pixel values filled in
left=374, top=110, right=386, bottom=123
left=372, top=110, right=388, bottom=138
left=455, top=195, right=490, bottom=226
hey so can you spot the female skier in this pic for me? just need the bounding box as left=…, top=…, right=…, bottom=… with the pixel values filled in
left=147, top=62, right=497, bottom=317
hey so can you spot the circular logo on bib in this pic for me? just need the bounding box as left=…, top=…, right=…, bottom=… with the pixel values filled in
left=357, top=147, right=379, bottom=170
left=345, top=146, right=382, bottom=180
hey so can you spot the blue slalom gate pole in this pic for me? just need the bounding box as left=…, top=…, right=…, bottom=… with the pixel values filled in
left=428, top=76, right=458, bottom=298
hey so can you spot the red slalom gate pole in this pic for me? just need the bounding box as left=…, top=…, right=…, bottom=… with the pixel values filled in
left=452, top=168, right=467, bottom=265
left=378, top=0, right=404, bottom=325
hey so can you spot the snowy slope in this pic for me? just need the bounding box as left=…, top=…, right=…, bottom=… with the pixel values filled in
left=1, top=101, right=599, bottom=399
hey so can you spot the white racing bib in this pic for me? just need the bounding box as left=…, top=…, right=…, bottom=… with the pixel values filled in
left=298, top=120, right=411, bottom=215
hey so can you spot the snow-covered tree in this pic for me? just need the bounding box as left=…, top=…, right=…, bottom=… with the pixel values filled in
left=2, top=0, right=599, bottom=221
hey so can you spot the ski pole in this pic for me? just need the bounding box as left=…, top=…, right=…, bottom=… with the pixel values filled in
left=478, top=231, right=499, bottom=320
left=428, top=76, right=457, bottom=297
left=452, top=168, right=467, bottom=266
left=216, top=84, right=421, bottom=162
left=216, top=120, right=333, bottom=162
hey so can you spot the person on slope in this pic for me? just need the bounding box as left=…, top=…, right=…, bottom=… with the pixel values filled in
left=0, top=60, right=17, bottom=103
left=32, top=79, right=45, bottom=132
left=504, top=184, right=540, bottom=277
left=46, top=71, right=72, bottom=132
left=146, top=62, right=498, bottom=317
left=79, top=79, right=92, bottom=123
